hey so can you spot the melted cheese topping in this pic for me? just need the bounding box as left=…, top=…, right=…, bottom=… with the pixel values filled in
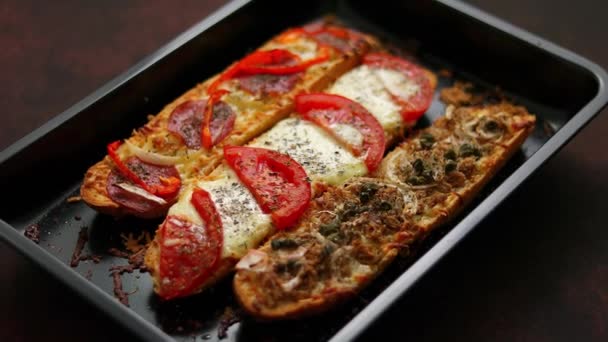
left=374, top=68, right=420, bottom=100
left=329, top=65, right=403, bottom=136
left=168, top=167, right=272, bottom=258
left=248, top=118, right=367, bottom=185
left=330, top=123, right=364, bottom=148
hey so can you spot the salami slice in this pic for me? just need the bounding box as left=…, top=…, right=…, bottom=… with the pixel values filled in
left=168, top=99, right=236, bottom=149
left=107, top=157, right=180, bottom=218
left=237, top=73, right=301, bottom=97
left=302, top=23, right=366, bottom=54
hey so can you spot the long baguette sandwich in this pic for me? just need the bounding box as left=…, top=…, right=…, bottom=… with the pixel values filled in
left=233, top=101, right=535, bottom=319
left=144, top=51, right=438, bottom=300
left=81, top=20, right=377, bottom=218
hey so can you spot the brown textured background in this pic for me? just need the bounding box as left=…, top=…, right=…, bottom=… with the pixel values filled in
left=1, top=0, right=607, bottom=341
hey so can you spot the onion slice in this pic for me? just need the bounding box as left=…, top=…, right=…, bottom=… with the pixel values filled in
left=124, top=140, right=181, bottom=166
left=116, top=182, right=167, bottom=205
left=236, top=250, right=268, bottom=271
left=281, top=276, right=302, bottom=292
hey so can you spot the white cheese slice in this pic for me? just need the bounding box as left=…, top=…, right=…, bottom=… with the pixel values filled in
left=248, top=117, right=368, bottom=185
left=329, top=65, right=403, bottom=137
left=330, top=122, right=365, bottom=149
left=168, top=167, right=272, bottom=259
left=374, top=68, right=420, bottom=101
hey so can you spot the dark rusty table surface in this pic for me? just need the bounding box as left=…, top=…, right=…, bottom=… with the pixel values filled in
left=2, top=1, right=606, bottom=341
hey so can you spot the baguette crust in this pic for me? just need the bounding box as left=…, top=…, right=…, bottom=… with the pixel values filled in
left=81, top=157, right=120, bottom=216
left=234, top=102, right=535, bottom=319
left=81, top=23, right=378, bottom=218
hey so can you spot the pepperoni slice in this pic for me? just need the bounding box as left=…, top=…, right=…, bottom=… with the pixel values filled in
left=157, top=188, right=223, bottom=300
left=207, top=100, right=236, bottom=146
left=168, top=99, right=236, bottom=149
left=237, top=73, right=301, bottom=96
left=302, top=23, right=366, bottom=54
left=106, top=157, right=180, bottom=218
left=296, top=93, right=386, bottom=172
left=224, top=146, right=311, bottom=230
left=363, top=52, right=434, bottom=123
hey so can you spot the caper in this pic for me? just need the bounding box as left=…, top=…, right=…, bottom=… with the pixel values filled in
left=412, top=158, right=424, bottom=174
left=422, top=169, right=434, bottom=180
left=321, top=244, right=334, bottom=259
left=271, top=238, right=299, bottom=250
left=342, top=202, right=366, bottom=219
left=328, top=231, right=345, bottom=244
left=407, top=175, right=428, bottom=185
left=378, top=201, right=392, bottom=211
left=445, top=160, right=457, bottom=173
left=275, top=259, right=300, bottom=274
left=459, top=143, right=481, bottom=158
left=444, top=149, right=457, bottom=160
left=359, top=182, right=379, bottom=203
left=419, top=133, right=435, bottom=149
left=319, top=218, right=340, bottom=237
left=483, top=120, right=500, bottom=132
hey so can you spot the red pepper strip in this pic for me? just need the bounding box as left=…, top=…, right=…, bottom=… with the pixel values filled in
left=235, top=48, right=330, bottom=76
left=276, top=27, right=307, bottom=43
left=107, top=141, right=181, bottom=198
left=201, top=89, right=230, bottom=150
left=156, top=176, right=181, bottom=197
left=107, top=141, right=152, bottom=192
left=207, top=62, right=241, bottom=96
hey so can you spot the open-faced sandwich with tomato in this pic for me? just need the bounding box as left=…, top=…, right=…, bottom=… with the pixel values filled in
left=144, top=53, right=439, bottom=300
left=80, top=20, right=379, bottom=218
left=232, top=101, right=535, bottom=319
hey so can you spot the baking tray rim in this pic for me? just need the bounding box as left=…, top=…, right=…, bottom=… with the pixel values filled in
left=1, top=0, right=607, bottom=341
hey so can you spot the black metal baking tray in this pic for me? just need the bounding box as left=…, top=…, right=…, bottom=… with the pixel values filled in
left=1, top=0, right=606, bottom=341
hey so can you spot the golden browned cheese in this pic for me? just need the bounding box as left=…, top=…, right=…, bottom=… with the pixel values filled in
left=233, top=102, right=535, bottom=319
left=80, top=22, right=378, bottom=218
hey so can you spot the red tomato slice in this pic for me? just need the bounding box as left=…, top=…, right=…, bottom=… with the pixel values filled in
left=158, top=189, right=223, bottom=300
left=295, top=93, right=386, bottom=172
left=223, top=146, right=311, bottom=230
left=363, top=52, right=434, bottom=123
